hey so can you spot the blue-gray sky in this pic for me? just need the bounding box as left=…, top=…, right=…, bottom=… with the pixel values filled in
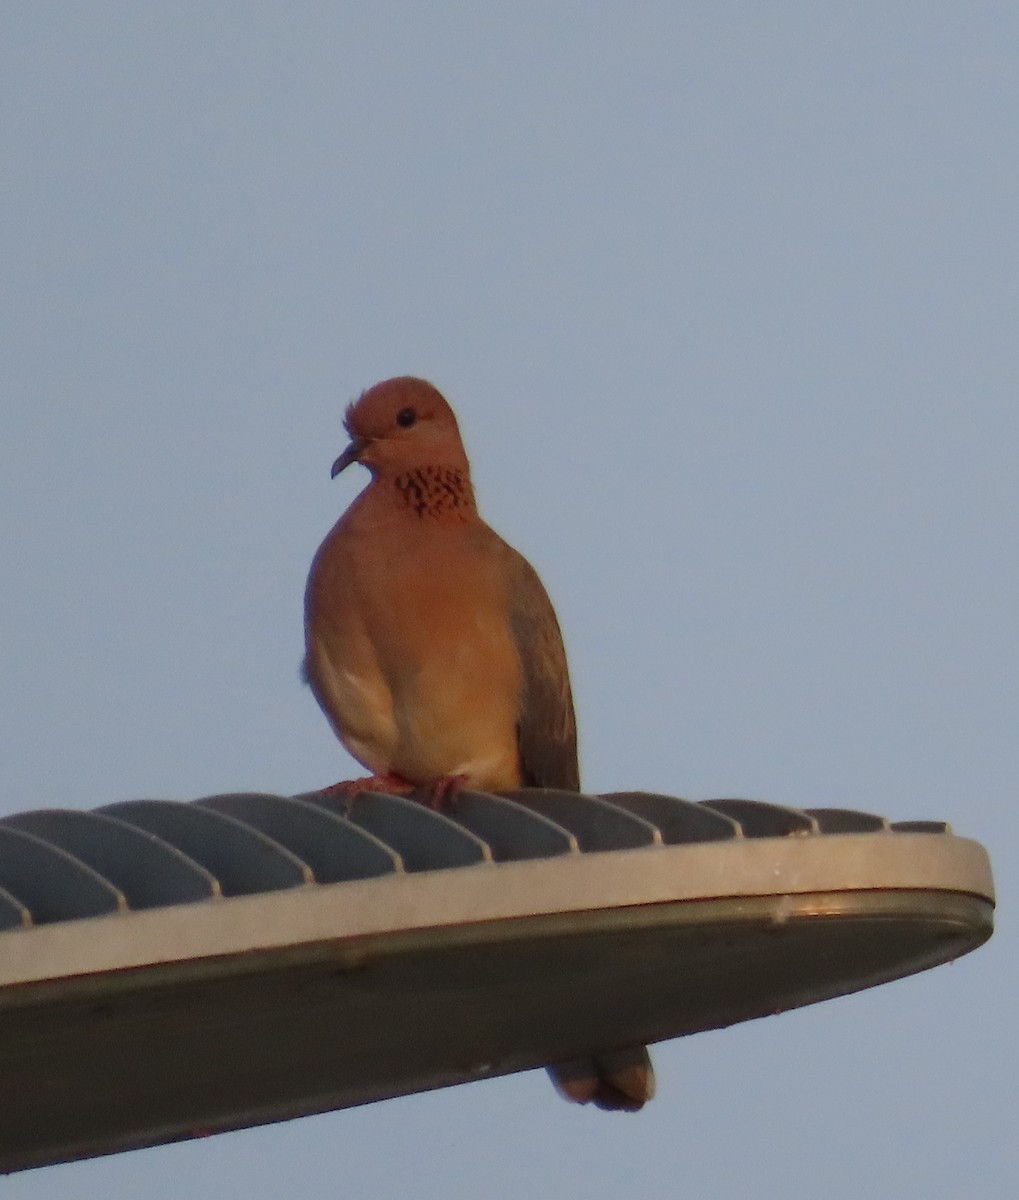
left=2, top=4, right=1014, bottom=1197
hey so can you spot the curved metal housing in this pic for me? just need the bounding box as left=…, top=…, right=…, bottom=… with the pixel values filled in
left=0, top=790, right=995, bottom=1174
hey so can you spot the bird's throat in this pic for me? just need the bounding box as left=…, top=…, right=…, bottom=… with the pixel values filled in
left=389, top=466, right=477, bottom=519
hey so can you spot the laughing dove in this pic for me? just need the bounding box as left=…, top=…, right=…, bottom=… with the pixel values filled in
left=303, top=376, right=655, bottom=1111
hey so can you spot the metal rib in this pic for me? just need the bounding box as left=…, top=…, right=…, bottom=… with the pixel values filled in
left=502, top=790, right=662, bottom=851
left=699, top=798, right=819, bottom=837
left=197, top=793, right=403, bottom=881
left=302, top=791, right=491, bottom=871
left=0, top=810, right=215, bottom=910
left=0, top=825, right=126, bottom=923
left=101, top=799, right=311, bottom=895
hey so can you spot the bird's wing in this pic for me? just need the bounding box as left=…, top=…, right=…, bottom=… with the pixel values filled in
left=501, top=544, right=580, bottom=790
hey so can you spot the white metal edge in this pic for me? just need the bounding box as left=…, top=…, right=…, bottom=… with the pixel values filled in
left=0, top=833, right=994, bottom=990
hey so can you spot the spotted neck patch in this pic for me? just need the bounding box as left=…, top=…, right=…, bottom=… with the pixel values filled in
left=393, top=466, right=476, bottom=518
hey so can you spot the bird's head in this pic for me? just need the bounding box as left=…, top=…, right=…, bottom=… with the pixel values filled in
left=331, top=377, right=470, bottom=479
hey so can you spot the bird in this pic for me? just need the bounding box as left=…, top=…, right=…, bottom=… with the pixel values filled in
left=303, top=375, right=655, bottom=1111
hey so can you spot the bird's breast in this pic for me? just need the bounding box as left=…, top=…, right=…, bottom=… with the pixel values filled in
left=304, top=515, right=525, bottom=789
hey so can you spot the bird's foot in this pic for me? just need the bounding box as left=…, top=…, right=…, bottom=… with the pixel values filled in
left=412, top=774, right=470, bottom=812
left=308, top=773, right=417, bottom=800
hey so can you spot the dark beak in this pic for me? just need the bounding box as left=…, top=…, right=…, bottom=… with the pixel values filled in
left=330, top=437, right=367, bottom=478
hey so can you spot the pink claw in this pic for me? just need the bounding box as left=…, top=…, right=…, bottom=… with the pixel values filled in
left=311, top=773, right=416, bottom=799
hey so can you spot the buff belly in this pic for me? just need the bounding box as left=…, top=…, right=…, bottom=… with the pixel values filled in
left=307, top=618, right=523, bottom=791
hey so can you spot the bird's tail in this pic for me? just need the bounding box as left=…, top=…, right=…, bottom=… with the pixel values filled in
left=547, top=1045, right=655, bottom=1112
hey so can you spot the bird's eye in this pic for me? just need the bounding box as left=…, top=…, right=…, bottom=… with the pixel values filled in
left=396, top=407, right=417, bottom=428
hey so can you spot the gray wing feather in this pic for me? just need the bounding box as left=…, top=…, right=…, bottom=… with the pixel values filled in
left=504, top=549, right=580, bottom=791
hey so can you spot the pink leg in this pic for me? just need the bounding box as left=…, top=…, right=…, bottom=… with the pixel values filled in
left=413, top=774, right=470, bottom=812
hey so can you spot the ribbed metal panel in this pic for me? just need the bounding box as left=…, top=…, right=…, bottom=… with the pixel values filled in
left=443, top=791, right=579, bottom=860
left=699, top=798, right=820, bottom=837
left=804, top=807, right=890, bottom=833
left=0, top=791, right=960, bottom=929
left=98, top=799, right=309, bottom=895
left=501, top=790, right=662, bottom=851
left=601, top=792, right=742, bottom=843
left=197, top=793, right=403, bottom=882
left=0, top=824, right=126, bottom=922
left=0, top=809, right=218, bottom=909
